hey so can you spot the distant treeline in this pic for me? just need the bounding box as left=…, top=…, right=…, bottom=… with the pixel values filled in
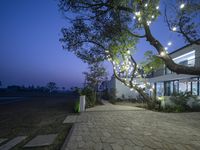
left=0, top=85, right=74, bottom=97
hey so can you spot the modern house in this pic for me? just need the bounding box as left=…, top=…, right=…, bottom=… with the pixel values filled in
left=102, top=42, right=200, bottom=100
left=149, top=42, right=200, bottom=97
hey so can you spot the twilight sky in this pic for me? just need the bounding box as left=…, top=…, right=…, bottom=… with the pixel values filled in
left=0, top=0, right=185, bottom=89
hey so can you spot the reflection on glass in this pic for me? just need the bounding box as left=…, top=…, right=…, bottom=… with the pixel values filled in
left=187, top=82, right=191, bottom=92
left=174, top=80, right=179, bottom=93
left=179, top=81, right=187, bottom=93
left=165, top=81, right=174, bottom=96
left=192, top=78, right=198, bottom=95
left=156, top=82, right=164, bottom=96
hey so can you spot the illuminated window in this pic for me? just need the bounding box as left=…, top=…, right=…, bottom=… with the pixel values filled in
left=173, top=50, right=195, bottom=67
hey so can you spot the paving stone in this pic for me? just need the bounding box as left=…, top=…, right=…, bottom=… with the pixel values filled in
left=0, top=136, right=26, bottom=150
left=62, top=101, right=200, bottom=150
left=111, top=144, right=123, bottom=150
left=0, top=139, right=7, bottom=145
left=24, top=134, right=57, bottom=147
left=63, top=115, right=77, bottom=123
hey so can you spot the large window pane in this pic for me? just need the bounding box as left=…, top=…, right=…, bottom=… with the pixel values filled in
left=199, top=78, right=200, bottom=96
left=179, top=81, right=187, bottom=93
left=174, top=80, right=179, bottom=93
left=192, top=78, right=198, bottom=95
left=156, top=82, right=164, bottom=96
left=187, top=82, right=192, bottom=93
left=165, top=81, right=174, bottom=96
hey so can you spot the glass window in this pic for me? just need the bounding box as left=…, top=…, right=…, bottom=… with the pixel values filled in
left=165, top=81, right=174, bottom=96
left=192, top=78, right=198, bottom=95
left=173, top=50, right=195, bottom=67
left=156, top=82, right=164, bottom=96
left=179, top=81, right=187, bottom=93
left=187, top=82, right=192, bottom=93
left=174, top=80, right=179, bottom=93
left=199, top=78, right=200, bottom=96
left=170, top=81, right=174, bottom=94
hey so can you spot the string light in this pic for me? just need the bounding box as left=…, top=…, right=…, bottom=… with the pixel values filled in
left=167, top=42, right=172, bottom=46
left=172, top=27, right=177, bottom=31
left=135, top=11, right=141, bottom=16
left=145, top=3, right=148, bottom=7
left=164, top=47, right=168, bottom=50
left=138, top=17, right=141, bottom=21
left=130, top=88, right=133, bottom=91
left=147, top=20, right=152, bottom=26
left=156, top=6, right=159, bottom=10
left=133, top=16, right=136, bottom=19
left=160, top=51, right=165, bottom=56
left=180, top=3, right=185, bottom=9
left=151, top=15, right=155, bottom=19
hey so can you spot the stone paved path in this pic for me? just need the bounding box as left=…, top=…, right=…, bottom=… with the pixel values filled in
left=0, top=139, right=7, bottom=145
left=0, top=136, right=26, bottom=150
left=24, top=134, right=57, bottom=147
left=63, top=101, right=200, bottom=150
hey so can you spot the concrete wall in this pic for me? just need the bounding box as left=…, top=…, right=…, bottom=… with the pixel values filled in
left=107, top=76, right=139, bottom=99
left=115, top=79, right=139, bottom=99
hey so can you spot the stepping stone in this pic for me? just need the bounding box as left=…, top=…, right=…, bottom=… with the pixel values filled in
left=24, top=134, right=57, bottom=147
left=63, top=115, right=77, bottom=123
left=0, top=138, right=7, bottom=145
left=0, top=136, right=27, bottom=150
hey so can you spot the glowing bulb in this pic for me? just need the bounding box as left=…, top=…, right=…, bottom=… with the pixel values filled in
left=105, top=50, right=109, bottom=53
left=180, top=3, right=185, bottom=9
left=138, top=17, right=141, bottom=21
left=160, top=51, right=165, bottom=56
left=135, top=11, right=141, bottom=16
left=145, top=3, right=148, bottom=7
left=164, top=47, right=168, bottom=50
left=130, top=88, right=133, bottom=91
left=172, top=27, right=177, bottom=31
left=156, top=6, right=159, bottom=10
left=147, top=21, right=152, bottom=26
left=127, top=50, right=130, bottom=54
left=151, top=15, right=155, bottom=19
left=167, top=42, right=172, bottom=46
left=133, top=16, right=136, bottom=19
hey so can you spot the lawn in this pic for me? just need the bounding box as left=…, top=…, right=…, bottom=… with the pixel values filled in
left=0, top=95, right=78, bottom=150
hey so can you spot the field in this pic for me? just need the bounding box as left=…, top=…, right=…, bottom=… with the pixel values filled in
left=0, top=95, right=78, bottom=150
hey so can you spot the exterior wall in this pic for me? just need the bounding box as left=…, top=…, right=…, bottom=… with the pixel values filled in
left=115, top=79, right=139, bottom=99
left=106, top=76, right=139, bottom=99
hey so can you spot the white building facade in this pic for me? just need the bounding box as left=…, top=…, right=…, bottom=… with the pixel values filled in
left=104, top=42, right=200, bottom=99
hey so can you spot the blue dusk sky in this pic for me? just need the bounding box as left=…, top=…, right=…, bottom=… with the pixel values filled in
left=0, top=0, right=185, bottom=89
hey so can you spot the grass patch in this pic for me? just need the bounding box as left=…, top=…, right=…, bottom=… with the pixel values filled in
left=0, top=96, right=77, bottom=149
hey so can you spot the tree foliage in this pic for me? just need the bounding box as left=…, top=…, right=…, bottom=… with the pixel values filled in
left=58, top=0, right=200, bottom=102
left=82, top=63, right=107, bottom=106
left=46, top=82, right=57, bottom=93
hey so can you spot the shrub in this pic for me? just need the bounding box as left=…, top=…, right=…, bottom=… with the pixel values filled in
left=74, top=100, right=80, bottom=113
left=81, top=87, right=96, bottom=108
left=166, top=92, right=200, bottom=112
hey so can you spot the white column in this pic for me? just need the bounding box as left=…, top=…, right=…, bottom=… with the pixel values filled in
left=80, top=95, right=86, bottom=112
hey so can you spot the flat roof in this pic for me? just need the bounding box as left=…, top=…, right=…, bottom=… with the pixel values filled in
left=169, top=39, right=200, bottom=55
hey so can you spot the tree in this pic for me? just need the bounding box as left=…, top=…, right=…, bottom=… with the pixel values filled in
left=58, top=0, right=200, bottom=102
left=83, top=63, right=107, bottom=105
left=46, top=82, right=57, bottom=94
